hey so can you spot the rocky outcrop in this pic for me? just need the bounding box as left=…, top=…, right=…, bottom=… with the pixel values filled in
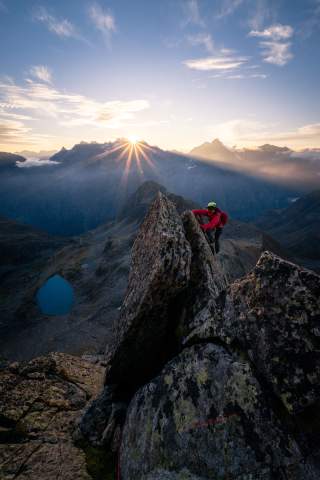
left=76, top=193, right=192, bottom=447
left=0, top=353, right=104, bottom=480
left=76, top=192, right=320, bottom=479
left=2, top=188, right=319, bottom=479
left=185, top=251, right=320, bottom=415
left=120, top=343, right=302, bottom=480
left=177, top=211, right=227, bottom=339
left=104, top=192, right=191, bottom=390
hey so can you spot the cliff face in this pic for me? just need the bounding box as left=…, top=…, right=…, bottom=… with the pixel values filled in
left=76, top=192, right=320, bottom=479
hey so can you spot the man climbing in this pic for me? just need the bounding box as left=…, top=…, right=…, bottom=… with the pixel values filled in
left=192, top=202, right=228, bottom=254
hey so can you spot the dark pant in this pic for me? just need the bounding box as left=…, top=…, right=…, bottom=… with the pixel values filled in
left=206, top=227, right=223, bottom=253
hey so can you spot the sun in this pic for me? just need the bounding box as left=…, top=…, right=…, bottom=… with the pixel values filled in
left=95, top=136, right=156, bottom=187
left=128, top=134, right=139, bottom=145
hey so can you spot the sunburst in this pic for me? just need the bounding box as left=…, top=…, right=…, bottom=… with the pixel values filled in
left=95, top=137, right=156, bottom=186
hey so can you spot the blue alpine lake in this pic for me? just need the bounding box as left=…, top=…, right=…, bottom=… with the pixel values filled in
left=36, top=274, right=74, bottom=315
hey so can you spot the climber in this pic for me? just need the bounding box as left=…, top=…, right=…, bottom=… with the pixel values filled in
left=192, top=202, right=228, bottom=254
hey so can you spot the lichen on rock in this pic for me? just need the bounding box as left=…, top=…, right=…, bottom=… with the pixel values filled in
left=0, top=353, right=104, bottom=480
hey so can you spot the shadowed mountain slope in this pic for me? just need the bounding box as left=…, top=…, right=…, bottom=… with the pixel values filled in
left=0, top=181, right=286, bottom=361
left=255, top=190, right=320, bottom=272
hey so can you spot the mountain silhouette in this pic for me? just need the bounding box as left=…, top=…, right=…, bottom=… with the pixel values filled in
left=189, top=139, right=320, bottom=190
left=189, top=138, right=237, bottom=163
left=0, top=140, right=298, bottom=235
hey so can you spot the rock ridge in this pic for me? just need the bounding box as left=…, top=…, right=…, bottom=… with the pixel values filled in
left=75, top=192, right=320, bottom=479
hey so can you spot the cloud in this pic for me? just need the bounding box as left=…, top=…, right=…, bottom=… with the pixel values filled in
left=0, top=119, right=31, bottom=144
left=249, top=24, right=293, bottom=40
left=248, top=0, right=274, bottom=30
left=212, top=118, right=269, bottom=143
left=249, top=23, right=294, bottom=66
left=184, top=54, right=248, bottom=71
left=226, top=74, right=245, bottom=79
left=186, top=33, right=214, bottom=53
left=30, top=65, right=52, bottom=84
left=290, top=149, right=320, bottom=160
left=17, top=158, right=60, bottom=168
left=0, top=76, right=150, bottom=130
left=259, top=41, right=293, bottom=66
left=182, top=0, right=205, bottom=27
left=299, top=0, right=320, bottom=39
left=209, top=118, right=320, bottom=147
left=89, top=3, right=116, bottom=43
left=209, top=71, right=268, bottom=80
left=33, top=6, right=79, bottom=39
left=215, top=0, right=244, bottom=19
left=250, top=73, right=268, bottom=79
left=271, top=123, right=320, bottom=143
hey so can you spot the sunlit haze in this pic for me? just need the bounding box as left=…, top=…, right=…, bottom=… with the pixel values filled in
left=0, top=0, right=319, bottom=153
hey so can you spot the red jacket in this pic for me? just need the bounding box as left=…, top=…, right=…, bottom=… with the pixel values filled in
left=192, top=208, right=228, bottom=231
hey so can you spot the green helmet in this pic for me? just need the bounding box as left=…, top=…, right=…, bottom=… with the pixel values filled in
left=207, top=201, right=217, bottom=209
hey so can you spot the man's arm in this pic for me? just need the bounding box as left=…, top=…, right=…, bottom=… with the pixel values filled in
left=192, top=209, right=208, bottom=215
left=201, top=212, right=221, bottom=231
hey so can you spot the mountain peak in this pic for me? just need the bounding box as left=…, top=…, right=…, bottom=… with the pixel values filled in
left=211, top=138, right=225, bottom=146
left=189, top=138, right=236, bottom=162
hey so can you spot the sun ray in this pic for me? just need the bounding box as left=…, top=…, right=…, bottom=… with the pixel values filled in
left=93, top=142, right=126, bottom=160
left=96, top=138, right=158, bottom=189
left=121, top=143, right=135, bottom=186
left=136, top=144, right=156, bottom=171
left=117, top=144, right=131, bottom=162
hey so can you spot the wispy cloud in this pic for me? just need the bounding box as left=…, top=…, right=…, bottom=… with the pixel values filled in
left=249, top=23, right=294, bottom=66
left=299, top=0, right=320, bottom=39
left=89, top=3, right=116, bottom=44
left=249, top=24, right=293, bottom=40
left=0, top=117, right=55, bottom=148
left=33, top=6, right=80, bottom=39
left=210, top=118, right=320, bottom=147
left=215, top=0, right=244, bottom=19
left=186, top=33, right=214, bottom=53
left=270, top=123, right=320, bottom=143
left=0, top=76, right=150, bottom=131
left=0, top=119, right=31, bottom=144
left=248, top=0, right=275, bottom=30
left=259, top=41, right=293, bottom=66
left=250, top=73, right=268, bottom=79
left=184, top=54, right=248, bottom=71
left=181, top=0, right=205, bottom=28
left=209, top=72, right=267, bottom=80
left=29, top=65, right=52, bottom=84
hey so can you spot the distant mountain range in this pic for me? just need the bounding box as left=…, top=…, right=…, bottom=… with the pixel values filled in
left=0, top=139, right=301, bottom=235
left=255, top=190, right=320, bottom=271
left=189, top=138, right=320, bottom=191
left=0, top=151, right=26, bottom=169
left=14, top=149, right=57, bottom=159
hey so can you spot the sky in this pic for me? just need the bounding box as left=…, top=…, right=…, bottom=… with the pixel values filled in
left=0, top=0, right=319, bottom=153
